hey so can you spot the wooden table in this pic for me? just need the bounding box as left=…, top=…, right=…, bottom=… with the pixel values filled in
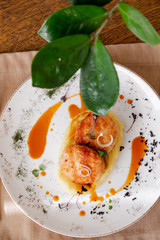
left=0, top=0, right=160, bottom=53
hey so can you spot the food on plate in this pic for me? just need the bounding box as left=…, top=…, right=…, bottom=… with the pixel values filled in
left=75, top=112, right=119, bottom=153
left=58, top=111, right=123, bottom=194
left=59, top=145, right=105, bottom=185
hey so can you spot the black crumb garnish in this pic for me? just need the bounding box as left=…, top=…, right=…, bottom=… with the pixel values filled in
left=82, top=186, right=88, bottom=192
left=135, top=176, right=139, bottom=182
left=102, top=204, right=105, bottom=207
left=144, top=162, right=148, bottom=167
left=60, top=95, right=66, bottom=102
left=132, top=106, right=135, bottom=108
left=148, top=169, right=153, bottom=173
left=8, top=107, right=11, bottom=111
left=139, top=113, right=143, bottom=118
left=93, top=206, right=97, bottom=211
left=150, top=147, right=154, bottom=153
left=120, top=146, right=125, bottom=151
left=42, top=208, right=48, bottom=214
left=144, top=98, right=148, bottom=101
left=150, top=157, right=154, bottom=161
left=124, top=192, right=130, bottom=197
left=97, top=212, right=104, bottom=215
left=132, top=197, right=137, bottom=201
left=150, top=131, right=155, bottom=137
left=139, top=132, right=143, bottom=136
left=144, top=149, right=148, bottom=153
left=135, top=98, right=139, bottom=101
left=151, top=140, right=158, bottom=147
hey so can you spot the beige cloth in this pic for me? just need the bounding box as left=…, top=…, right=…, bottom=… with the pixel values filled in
left=0, top=44, right=160, bottom=240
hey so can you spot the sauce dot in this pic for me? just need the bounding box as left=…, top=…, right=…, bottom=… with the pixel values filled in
left=108, top=181, right=111, bottom=184
left=82, top=201, right=86, bottom=205
left=50, top=128, right=53, bottom=131
left=41, top=171, right=46, bottom=176
left=53, top=195, right=59, bottom=201
left=46, top=191, right=49, bottom=195
left=110, top=188, right=116, bottom=195
left=106, top=193, right=110, bottom=198
left=50, top=194, right=53, bottom=197
left=40, top=186, right=43, bottom=189
left=127, top=99, right=133, bottom=104
left=79, top=210, right=86, bottom=216
left=119, top=95, right=124, bottom=100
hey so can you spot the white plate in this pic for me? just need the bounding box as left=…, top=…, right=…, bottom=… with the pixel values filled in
left=0, top=64, right=160, bottom=237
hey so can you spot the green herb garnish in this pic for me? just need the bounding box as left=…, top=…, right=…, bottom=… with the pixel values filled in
left=39, top=164, right=46, bottom=171
left=85, top=134, right=95, bottom=139
left=97, top=150, right=107, bottom=157
left=32, top=164, right=46, bottom=177
left=46, top=89, right=57, bottom=98
left=109, top=205, right=113, bottom=210
left=32, top=169, right=39, bottom=177
left=109, top=199, right=112, bottom=204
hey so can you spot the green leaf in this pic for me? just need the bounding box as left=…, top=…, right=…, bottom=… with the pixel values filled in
left=68, top=0, right=112, bottom=6
left=97, top=150, right=108, bottom=157
left=32, top=34, right=90, bottom=88
left=38, top=6, right=106, bottom=42
left=119, top=2, right=160, bottom=45
left=32, top=169, right=39, bottom=177
left=39, top=164, right=46, bottom=171
left=80, top=39, right=119, bottom=116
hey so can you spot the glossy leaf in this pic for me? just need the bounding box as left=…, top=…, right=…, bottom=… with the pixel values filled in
left=38, top=6, right=106, bottom=42
left=119, top=2, right=160, bottom=45
left=68, top=0, right=112, bottom=6
left=80, top=39, right=119, bottom=116
left=32, top=35, right=90, bottom=88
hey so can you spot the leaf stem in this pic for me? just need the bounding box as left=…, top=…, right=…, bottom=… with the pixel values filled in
left=93, top=0, right=123, bottom=41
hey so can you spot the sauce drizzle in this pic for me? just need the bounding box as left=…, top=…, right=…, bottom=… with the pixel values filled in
left=28, top=102, right=62, bottom=159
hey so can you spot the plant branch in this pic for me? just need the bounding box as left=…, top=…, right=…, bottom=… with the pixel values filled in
left=93, top=0, right=123, bottom=40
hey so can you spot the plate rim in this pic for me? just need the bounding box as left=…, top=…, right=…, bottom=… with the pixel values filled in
left=0, top=63, right=160, bottom=238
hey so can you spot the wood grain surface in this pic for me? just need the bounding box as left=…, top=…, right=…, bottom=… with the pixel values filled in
left=0, top=0, right=160, bottom=53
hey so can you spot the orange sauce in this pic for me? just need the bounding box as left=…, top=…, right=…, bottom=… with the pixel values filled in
left=110, top=188, right=116, bottom=195
left=90, top=191, right=104, bottom=203
left=41, top=171, right=46, bottom=176
left=106, top=193, right=110, bottom=198
left=117, top=136, right=147, bottom=192
left=119, top=95, right=124, bottom=100
left=68, top=94, right=87, bottom=119
left=108, top=181, right=111, bottom=184
left=79, top=210, right=86, bottom=216
left=46, top=191, right=49, bottom=195
left=82, top=201, right=86, bottom=205
left=127, top=99, right=133, bottom=104
left=50, top=194, right=53, bottom=197
left=28, top=102, right=62, bottom=159
left=40, top=186, right=43, bottom=189
left=28, top=93, right=85, bottom=160
left=53, top=195, right=59, bottom=201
